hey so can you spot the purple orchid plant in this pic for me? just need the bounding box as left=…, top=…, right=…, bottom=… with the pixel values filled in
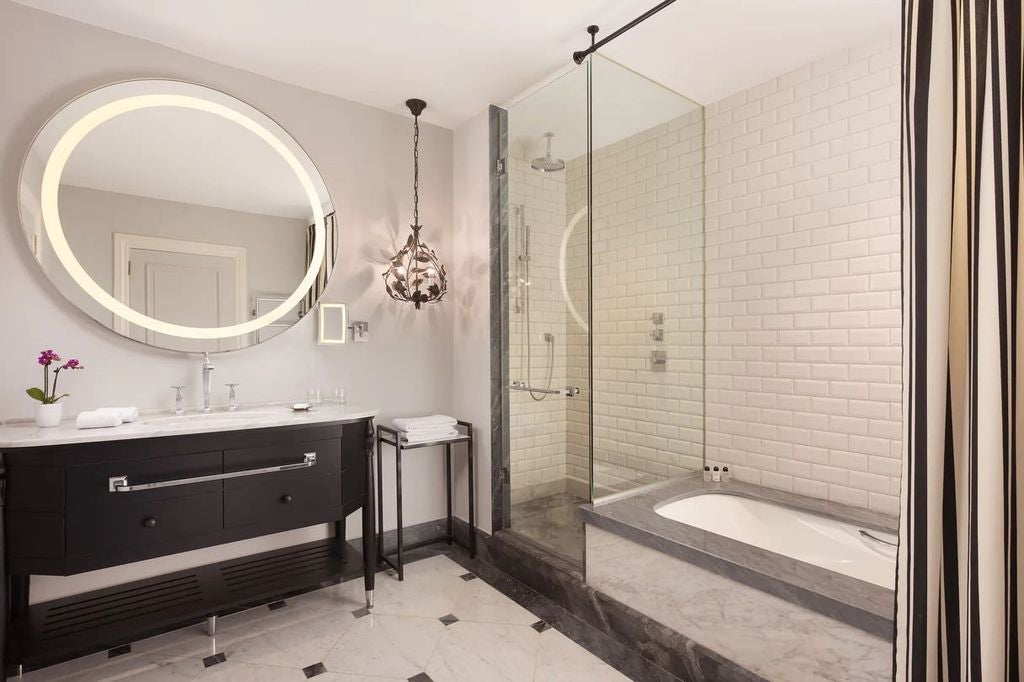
left=27, top=349, right=84, bottom=405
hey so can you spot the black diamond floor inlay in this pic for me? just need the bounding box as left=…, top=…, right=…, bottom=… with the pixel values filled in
left=459, top=572, right=477, bottom=581
left=352, top=606, right=372, bottom=618
left=203, top=652, right=227, bottom=668
left=303, top=662, right=328, bottom=678
left=107, top=644, right=131, bottom=658
left=408, top=673, right=433, bottom=682
left=439, top=613, right=459, bottom=626
left=531, top=620, right=551, bottom=633
left=268, top=600, right=287, bottom=611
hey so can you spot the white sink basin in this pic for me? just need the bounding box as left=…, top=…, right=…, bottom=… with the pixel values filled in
left=145, top=411, right=278, bottom=427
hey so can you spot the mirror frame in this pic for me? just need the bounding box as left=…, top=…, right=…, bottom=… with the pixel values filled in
left=19, top=79, right=336, bottom=353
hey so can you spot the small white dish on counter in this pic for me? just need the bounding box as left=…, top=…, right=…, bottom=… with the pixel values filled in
left=291, top=403, right=312, bottom=412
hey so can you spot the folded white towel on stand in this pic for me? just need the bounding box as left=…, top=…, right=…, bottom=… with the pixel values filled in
left=97, top=406, right=139, bottom=423
left=76, top=410, right=124, bottom=430
left=394, top=415, right=457, bottom=432
left=402, top=428, right=460, bottom=444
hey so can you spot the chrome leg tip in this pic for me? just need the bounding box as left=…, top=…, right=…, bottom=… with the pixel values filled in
left=365, top=590, right=374, bottom=608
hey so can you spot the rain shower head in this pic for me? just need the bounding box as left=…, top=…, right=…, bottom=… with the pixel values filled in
left=531, top=132, right=565, bottom=172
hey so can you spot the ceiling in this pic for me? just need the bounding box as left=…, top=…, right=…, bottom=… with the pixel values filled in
left=14, top=0, right=899, bottom=129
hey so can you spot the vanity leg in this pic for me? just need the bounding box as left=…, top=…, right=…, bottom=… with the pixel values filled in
left=362, top=421, right=376, bottom=608
left=445, top=444, right=453, bottom=544
left=467, top=436, right=476, bottom=558
left=334, top=519, right=347, bottom=557
left=375, top=427, right=384, bottom=564
left=9, top=576, right=28, bottom=622
left=395, top=446, right=404, bottom=581
left=206, top=615, right=216, bottom=637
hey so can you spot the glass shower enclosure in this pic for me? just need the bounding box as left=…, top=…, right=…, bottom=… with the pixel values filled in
left=494, top=54, right=705, bottom=565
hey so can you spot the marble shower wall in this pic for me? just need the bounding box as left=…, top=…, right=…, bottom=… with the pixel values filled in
left=566, top=110, right=706, bottom=496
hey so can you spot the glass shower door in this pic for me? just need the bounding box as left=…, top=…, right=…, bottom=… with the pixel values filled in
left=505, top=64, right=591, bottom=563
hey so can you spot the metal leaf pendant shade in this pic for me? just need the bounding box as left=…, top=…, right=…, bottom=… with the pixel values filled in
left=383, top=98, right=448, bottom=309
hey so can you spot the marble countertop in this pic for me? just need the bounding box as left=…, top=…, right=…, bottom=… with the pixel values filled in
left=0, top=403, right=378, bottom=448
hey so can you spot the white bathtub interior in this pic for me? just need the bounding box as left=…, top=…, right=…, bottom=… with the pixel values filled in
left=655, top=492, right=897, bottom=588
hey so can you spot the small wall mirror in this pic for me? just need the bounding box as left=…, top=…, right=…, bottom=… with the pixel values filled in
left=317, top=303, right=348, bottom=345
left=18, top=79, right=337, bottom=353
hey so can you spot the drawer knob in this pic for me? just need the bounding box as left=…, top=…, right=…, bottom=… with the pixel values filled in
left=142, top=517, right=157, bottom=528
left=280, top=494, right=294, bottom=504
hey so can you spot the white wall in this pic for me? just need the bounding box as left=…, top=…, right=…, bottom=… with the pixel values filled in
left=704, top=35, right=902, bottom=515
left=0, top=1, right=456, bottom=601
left=451, top=110, right=492, bottom=533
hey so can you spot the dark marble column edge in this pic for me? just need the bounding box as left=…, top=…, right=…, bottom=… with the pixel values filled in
left=488, top=104, right=511, bottom=535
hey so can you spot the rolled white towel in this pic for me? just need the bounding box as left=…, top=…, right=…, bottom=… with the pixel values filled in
left=76, top=410, right=123, bottom=430
left=98, top=406, right=139, bottom=423
left=394, top=415, right=457, bottom=432
left=403, top=428, right=460, bottom=444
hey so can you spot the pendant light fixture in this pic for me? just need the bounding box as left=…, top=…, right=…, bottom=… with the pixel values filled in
left=382, top=98, right=448, bottom=309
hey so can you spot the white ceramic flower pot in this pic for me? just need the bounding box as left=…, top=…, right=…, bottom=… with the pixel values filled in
left=35, top=402, right=63, bottom=428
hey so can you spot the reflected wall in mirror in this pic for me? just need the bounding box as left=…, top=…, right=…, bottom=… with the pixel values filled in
left=18, top=79, right=336, bottom=353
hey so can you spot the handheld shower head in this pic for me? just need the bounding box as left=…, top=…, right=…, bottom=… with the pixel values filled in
left=531, top=132, right=565, bottom=172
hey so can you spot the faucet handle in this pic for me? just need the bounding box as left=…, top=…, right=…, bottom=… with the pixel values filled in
left=170, top=385, right=186, bottom=415
left=225, top=383, right=239, bottom=411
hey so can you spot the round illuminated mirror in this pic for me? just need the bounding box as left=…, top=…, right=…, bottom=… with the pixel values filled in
left=18, top=80, right=336, bottom=353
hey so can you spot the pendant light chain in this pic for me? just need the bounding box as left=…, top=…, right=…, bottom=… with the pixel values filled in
left=381, top=97, right=448, bottom=309
left=413, top=113, right=420, bottom=229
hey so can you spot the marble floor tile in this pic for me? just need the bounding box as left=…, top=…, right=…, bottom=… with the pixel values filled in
left=424, top=620, right=539, bottom=682
left=22, top=651, right=203, bottom=681
left=534, top=629, right=632, bottom=682
left=23, top=554, right=630, bottom=682
left=322, top=614, right=445, bottom=679
left=451, top=575, right=540, bottom=626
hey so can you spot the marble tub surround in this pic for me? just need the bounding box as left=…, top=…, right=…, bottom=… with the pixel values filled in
left=0, top=403, right=378, bottom=448
left=587, top=525, right=892, bottom=681
left=581, top=474, right=897, bottom=634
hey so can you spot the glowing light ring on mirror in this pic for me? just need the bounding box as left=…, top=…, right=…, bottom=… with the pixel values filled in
left=559, top=206, right=589, bottom=332
left=40, top=94, right=325, bottom=340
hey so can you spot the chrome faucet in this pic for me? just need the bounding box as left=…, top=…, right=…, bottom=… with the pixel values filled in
left=201, top=353, right=215, bottom=413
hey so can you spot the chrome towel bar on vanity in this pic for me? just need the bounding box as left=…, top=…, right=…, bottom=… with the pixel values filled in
left=107, top=452, right=317, bottom=492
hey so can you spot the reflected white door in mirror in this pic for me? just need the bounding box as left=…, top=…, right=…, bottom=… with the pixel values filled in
left=18, top=79, right=338, bottom=353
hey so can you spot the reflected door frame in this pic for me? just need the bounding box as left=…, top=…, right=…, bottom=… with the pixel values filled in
left=111, top=232, right=247, bottom=341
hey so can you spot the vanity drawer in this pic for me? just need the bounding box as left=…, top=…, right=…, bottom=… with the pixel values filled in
left=67, top=450, right=223, bottom=508
left=224, top=438, right=342, bottom=475
left=224, top=472, right=343, bottom=530
left=67, top=491, right=223, bottom=556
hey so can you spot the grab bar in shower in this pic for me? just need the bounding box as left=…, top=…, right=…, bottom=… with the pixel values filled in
left=509, top=381, right=580, bottom=397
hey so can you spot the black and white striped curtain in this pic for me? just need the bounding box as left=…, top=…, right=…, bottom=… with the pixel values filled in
left=898, top=1, right=1022, bottom=679
left=302, top=211, right=337, bottom=316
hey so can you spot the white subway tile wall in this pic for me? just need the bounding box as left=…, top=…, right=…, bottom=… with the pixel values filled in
left=704, top=35, right=902, bottom=515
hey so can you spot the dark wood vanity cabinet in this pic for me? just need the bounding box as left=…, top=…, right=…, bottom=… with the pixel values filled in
left=0, top=418, right=376, bottom=674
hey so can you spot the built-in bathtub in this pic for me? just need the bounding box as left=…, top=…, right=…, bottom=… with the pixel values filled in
left=654, top=491, right=898, bottom=589
left=581, top=474, right=898, bottom=681
left=582, top=475, right=898, bottom=631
